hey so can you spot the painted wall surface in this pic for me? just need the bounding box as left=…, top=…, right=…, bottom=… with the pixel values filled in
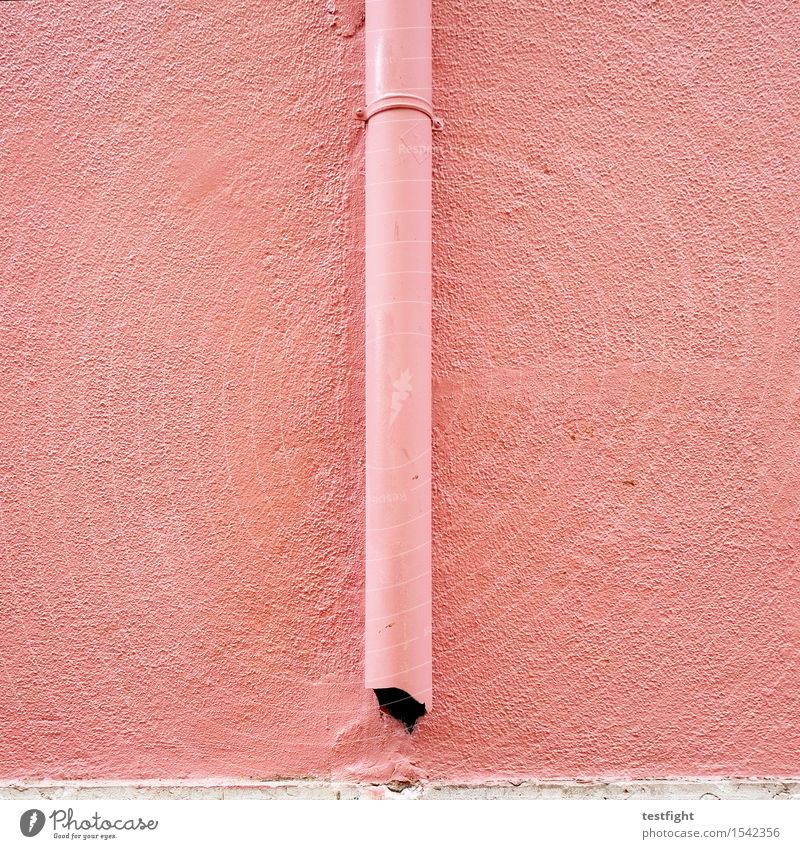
left=2, top=0, right=799, bottom=783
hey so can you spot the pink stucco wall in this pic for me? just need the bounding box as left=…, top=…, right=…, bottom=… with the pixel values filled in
left=2, top=0, right=799, bottom=782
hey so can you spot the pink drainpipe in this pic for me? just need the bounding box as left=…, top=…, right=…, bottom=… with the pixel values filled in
left=362, top=0, right=438, bottom=730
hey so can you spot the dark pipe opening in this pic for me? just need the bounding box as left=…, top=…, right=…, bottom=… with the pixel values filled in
left=374, top=688, right=427, bottom=733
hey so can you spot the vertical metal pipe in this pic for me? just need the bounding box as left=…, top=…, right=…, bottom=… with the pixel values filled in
left=364, top=0, right=433, bottom=728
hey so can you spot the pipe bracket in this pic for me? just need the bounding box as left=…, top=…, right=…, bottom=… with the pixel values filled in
left=355, top=94, right=444, bottom=130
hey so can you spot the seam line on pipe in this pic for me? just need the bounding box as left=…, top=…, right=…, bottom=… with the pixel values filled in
left=368, top=509, right=432, bottom=532
left=365, top=539, right=432, bottom=562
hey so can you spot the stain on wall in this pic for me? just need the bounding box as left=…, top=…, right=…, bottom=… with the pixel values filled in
left=1, top=0, right=799, bottom=782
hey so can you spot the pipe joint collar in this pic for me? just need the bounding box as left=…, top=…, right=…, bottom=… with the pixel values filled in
left=356, top=94, right=443, bottom=130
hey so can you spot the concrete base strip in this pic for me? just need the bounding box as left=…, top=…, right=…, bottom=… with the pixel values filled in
left=1, top=780, right=799, bottom=800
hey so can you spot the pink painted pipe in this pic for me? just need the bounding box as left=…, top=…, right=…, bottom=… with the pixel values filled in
left=364, top=0, right=433, bottom=729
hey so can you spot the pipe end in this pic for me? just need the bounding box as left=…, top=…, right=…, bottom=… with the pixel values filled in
left=374, top=688, right=427, bottom=733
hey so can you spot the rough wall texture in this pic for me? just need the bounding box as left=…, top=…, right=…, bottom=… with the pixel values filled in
left=1, top=0, right=799, bottom=783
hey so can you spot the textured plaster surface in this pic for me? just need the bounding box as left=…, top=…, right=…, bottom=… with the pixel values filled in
left=1, top=0, right=800, bottom=783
